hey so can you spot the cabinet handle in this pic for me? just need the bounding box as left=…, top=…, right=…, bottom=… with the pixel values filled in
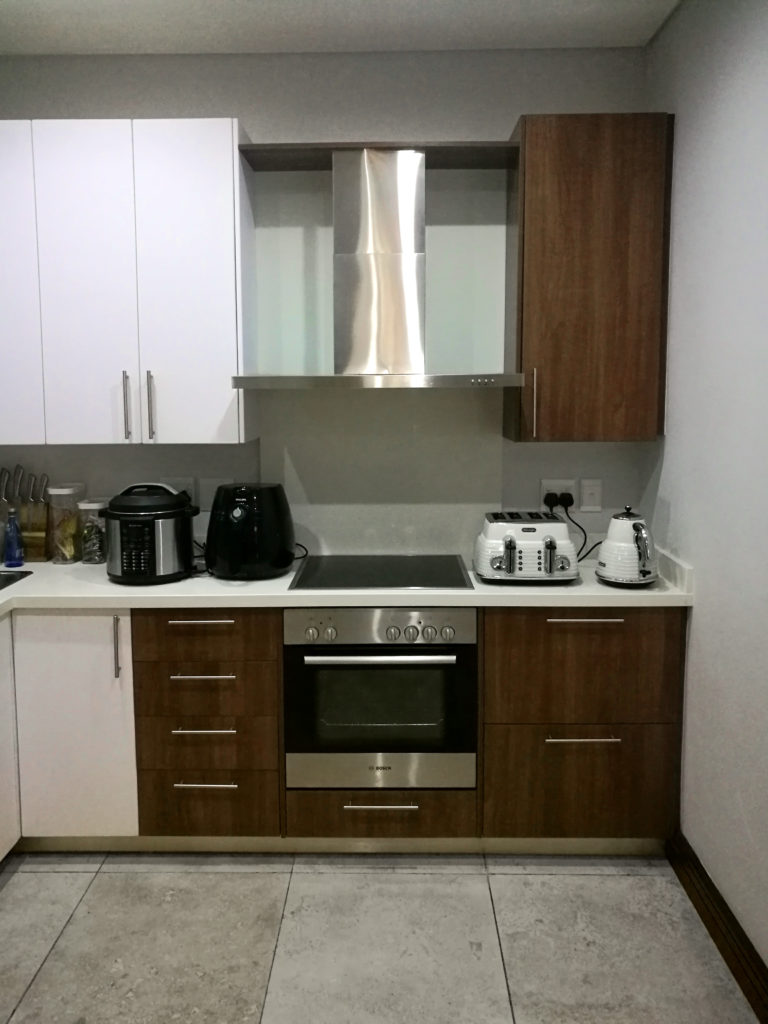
left=146, top=370, right=156, bottom=439
left=112, top=615, right=121, bottom=678
left=173, top=782, right=238, bottom=790
left=343, top=803, right=419, bottom=811
left=545, top=618, right=625, bottom=624
left=167, top=619, right=236, bottom=626
left=170, top=674, right=237, bottom=681
left=545, top=736, right=622, bottom=744
left=121, top=371, right=131, bottom=440
left=171, top=728, right=237, bottom=735
left=532, top=366, right=538, bottom=439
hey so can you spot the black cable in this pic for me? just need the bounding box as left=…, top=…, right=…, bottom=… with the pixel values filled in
left=293, top=542, right=309, bottom=562
left=564, top=506, right=588, bottom=557
left=578, top=540, right=602, bottom=562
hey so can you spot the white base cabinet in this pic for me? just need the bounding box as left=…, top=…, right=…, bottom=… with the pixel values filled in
left=13, top=611, right=139, bottom=837
left=0, top=616, right=21, bottom=859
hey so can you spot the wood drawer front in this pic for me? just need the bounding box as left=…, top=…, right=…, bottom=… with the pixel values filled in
left=483, top=723, right=678, bottom=838
left=484, top=608, right=685, bottom=723
left=135, top=716, right=278, bottom=771
left=137, top=770, right=279, bottom=836
left=131, top=609, right=281, bottom=662
left=286, top=789, right=477, bottom=838
left=133, top=661, right=278, bottom=717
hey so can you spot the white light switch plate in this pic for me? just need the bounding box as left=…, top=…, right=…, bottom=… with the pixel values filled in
left=580, top=478, right=602, bottom=512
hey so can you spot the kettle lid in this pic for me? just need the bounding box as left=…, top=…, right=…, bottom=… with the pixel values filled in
left=613, top=504, right=644, bottom=521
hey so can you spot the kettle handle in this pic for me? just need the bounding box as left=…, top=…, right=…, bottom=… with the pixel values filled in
left=632, top=521, right=655, bottom=568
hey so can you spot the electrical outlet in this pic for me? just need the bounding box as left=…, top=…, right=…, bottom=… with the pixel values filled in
left=540, top=479, right=577, bottom=510
left=580, top=478, right=603, bottom=512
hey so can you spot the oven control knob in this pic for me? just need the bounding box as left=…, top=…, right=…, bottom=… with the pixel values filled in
left=323, top=626, right=337, bottom=642
left=403, top=625, right=419, bottom=643
left=441, top=626, right=456, bottom=642
left=304, top=626, right=319, bottom=642
left=386, top=626, right=401, bottom=641
left=422, top=625, right=437, bottom=642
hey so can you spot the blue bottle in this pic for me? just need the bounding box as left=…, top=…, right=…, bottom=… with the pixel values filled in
left=3, top=507, right=24, bottom=568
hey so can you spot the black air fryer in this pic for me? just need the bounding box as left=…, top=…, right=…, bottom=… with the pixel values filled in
left=205, top=483, right=295, bottom=580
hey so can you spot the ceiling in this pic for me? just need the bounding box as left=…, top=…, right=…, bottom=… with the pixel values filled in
left=0, top=0, right=681, bottom=57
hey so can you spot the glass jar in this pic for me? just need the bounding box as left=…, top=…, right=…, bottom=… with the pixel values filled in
left=46, top=483, right=85, bottom=564
left=77, top=498, right=107, bottom=564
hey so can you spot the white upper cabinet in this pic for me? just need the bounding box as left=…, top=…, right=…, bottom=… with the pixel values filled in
left=132, top=118, right=241, bottom=443
left=0, top=615, right=21, bottom=859
left=0, top=121, right=46, bottom=444
left=33, top=119, right=142, bottom=444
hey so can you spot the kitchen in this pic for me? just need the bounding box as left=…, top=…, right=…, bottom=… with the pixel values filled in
left=0, top=0, right=767, bottom=1022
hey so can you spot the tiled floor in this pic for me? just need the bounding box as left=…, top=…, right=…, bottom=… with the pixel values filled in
left=0, top=852, right=758, bottom=1024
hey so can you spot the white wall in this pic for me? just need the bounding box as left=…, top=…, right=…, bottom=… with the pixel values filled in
left=649, top=0, right=768, bottom=959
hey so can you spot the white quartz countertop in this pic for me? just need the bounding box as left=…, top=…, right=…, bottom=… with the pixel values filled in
left=0, top=551, right=693, bottom=613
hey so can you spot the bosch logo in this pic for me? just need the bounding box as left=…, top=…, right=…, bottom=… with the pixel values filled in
left=368, top=765, right=392, bottom=772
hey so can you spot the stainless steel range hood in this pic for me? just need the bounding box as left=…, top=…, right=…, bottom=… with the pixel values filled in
left=233, top=146, right=524, bottom=391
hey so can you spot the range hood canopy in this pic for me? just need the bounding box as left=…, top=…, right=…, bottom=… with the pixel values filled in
left=233, top=142, right=524, bottom=391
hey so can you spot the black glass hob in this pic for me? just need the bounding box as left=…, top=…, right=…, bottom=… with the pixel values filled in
left=289, top=554, right=473, bottom=590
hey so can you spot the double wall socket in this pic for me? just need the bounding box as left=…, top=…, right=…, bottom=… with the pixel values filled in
left=540, top=478, right=603, bottom=511
left=540, top=479, right=577, bottom=509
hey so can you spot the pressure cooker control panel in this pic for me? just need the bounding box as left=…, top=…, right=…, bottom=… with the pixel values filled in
left=284, top=607, right=476, bottom=645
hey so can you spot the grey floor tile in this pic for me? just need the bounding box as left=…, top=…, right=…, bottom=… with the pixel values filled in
left=9, top=871, right=290, bottom=1024
left=0, top=872, right=93, bottom=1023
left=102, top=852, right=294, bottom=872
left=261, top=872, right=513, bottom=1024
left=16, top=852, right=105, bottom=873
left=292, top=852, right=486, bottom=873
left=491, top=873, right=758, bottom=1024
left=486, top=854, right=674, bottom=876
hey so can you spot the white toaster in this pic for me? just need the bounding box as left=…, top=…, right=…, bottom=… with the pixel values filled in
left=473, top=511, right=580, bottom=584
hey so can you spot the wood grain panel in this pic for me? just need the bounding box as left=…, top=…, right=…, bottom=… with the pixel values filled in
left=483, top=723, right=678, bottom=838
left=484, top=607, right=685, bottom=724
left=131, top=608, right=281, bottom=661
left=135, top=716, right=278, bottom=771
left=286, top=789, right=477, bottom=838
left=133, top=661, right=278, bottom=717
left=517, top=113, right=673, bottom=441
left=137, top=769, right=279, bottom=836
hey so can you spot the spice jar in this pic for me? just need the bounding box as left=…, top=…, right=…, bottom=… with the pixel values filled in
left=46, top=484, right=85, bottom=563
left=77, top=498, right=108, bottom=564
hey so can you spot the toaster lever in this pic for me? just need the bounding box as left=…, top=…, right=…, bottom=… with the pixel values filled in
left=490, top=534, right=516, bottom=575
left=543, top=534, right=556, bottom=575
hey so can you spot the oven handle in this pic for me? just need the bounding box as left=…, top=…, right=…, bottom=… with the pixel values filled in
left=303, top=654, right=457, bottom=666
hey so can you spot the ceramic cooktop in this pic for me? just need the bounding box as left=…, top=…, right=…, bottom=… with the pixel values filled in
left=289, top=554, right=473, bottom=590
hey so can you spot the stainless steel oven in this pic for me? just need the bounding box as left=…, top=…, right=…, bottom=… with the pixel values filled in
left=283, top=607, right=477, bottom=788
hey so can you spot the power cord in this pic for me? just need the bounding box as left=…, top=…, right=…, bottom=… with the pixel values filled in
left=551, top=490, right=597, bottom=561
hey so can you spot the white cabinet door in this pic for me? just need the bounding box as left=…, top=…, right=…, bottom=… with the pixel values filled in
left=14, top=611, right=138, bottom=837
left=33, top=120, right=142, bottom=444
left=0, top=615, right=21, bottom=859
left=133, top=118, right=241, bottom=443
left=0, top=121, right=45, bottom=444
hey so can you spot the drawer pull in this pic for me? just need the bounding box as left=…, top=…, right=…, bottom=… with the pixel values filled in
left=546, top=618, right=625, bottom=624
left=167, top=619, right=236, bottom=626
left=545, top=736, right=622, bottom=744
left=173, top=782, right=239, bottom=790
left=171, top=728, right=237, bottom=736
left=169, top=674, right=237, bottom=681
left=343, top=803, right=419, bottom=811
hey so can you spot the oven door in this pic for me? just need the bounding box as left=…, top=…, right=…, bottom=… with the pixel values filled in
left=284, top=645, right=477, bottom=788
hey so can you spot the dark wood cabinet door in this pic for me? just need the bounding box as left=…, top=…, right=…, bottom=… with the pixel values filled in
left=135, top=716, right=278, bottom=771
left=483, top=724, right=678, bottom=838
left=515, top=113, right=673, bottom=441
left=138, top=770, right=279, bottom=836
left=131, top=608, right=281, bottom=661
left=484, top=608, right=685, bottom=724
left=286, top=789, right=477, bottom=838
left=133, top=660, right=278, bottom=717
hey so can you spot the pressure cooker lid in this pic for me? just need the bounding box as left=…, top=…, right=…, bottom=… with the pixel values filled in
left=107, top=483, right=194, bottom=514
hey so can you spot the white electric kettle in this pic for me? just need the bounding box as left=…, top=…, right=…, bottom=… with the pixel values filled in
left=595, top=506, right=658, bottom=586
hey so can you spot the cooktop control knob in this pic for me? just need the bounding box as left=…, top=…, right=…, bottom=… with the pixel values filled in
left=386, top=626, right=401, bottom=641
left=403, top=624, right=419, bottom=643
left=323, top=626, right=337, bottom=642
left=441, top=625, right=455, bottom=642
left=422, top=625, right=437, bottom=642
left=304, top=626, right=319, bottom=642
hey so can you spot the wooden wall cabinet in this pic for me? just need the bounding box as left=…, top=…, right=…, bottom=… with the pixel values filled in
left=505, top=113, right=674, bottom=441
left=132, top=609, right=281, bottom=836
left=482, top=607, right=685, bottom=838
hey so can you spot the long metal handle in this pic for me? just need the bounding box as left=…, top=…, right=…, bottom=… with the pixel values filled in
left=343, top=804, right=419, bottom=811
left=546, top=618, right=625, bottom=624
left=532, top=366, right=538, bottom=438
left=173, top=782, right=239, bottom=790
left=146, top=370, right=155, bottom=439
left=545, top=737, right=622, bottom=744
left=171, top=728, right=237, bottom=735
left=167, top=619, right=236, bottom=626
left=170, top=674, right=238, bottom=681
left=121, top=371, right=131, bottom=439
left=304, top=655, right=457, bottom=666
left=112, top=615, right=121, bottom=678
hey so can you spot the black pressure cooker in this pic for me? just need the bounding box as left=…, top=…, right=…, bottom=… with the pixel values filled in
left=103, top=483, right=199, bottom=585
